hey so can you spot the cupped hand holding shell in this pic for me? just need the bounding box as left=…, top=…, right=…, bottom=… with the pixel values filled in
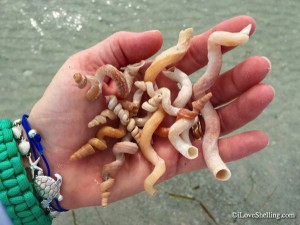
left=26, top=16, right=274, bottom=209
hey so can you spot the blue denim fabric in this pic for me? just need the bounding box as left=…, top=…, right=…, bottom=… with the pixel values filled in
left=0, top=202, right=13, bottom=225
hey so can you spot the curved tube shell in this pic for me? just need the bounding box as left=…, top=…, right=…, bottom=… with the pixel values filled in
left=139, top=28, right=192, bottom=195
left=160, top=87, right=181, bottom=116
left=168, top=117, right=198, bottom=159
left=142, top=93, right=163, bottom=112
left=139, top=107, right=166, bottom=196
left=122, top=60, right=145, bottom=93
left=134, top=81, right=157, bottom=97
left=163, top=68, right=192, bottom=107
left=201, top=101, right=231, bottom=181
left=95, top=65, right=129, bottom=99
left=193, top=25, right=251, bottom=99
left=144, top=28, right=192, bottom=82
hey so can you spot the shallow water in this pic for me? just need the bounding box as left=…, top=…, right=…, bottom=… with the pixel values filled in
left=1, top=0, right=299, bottom=224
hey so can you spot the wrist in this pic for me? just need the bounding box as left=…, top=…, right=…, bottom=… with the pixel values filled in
left=20, top=115, right=69, bottom=212
left=26, top=113, right=82, bottom=209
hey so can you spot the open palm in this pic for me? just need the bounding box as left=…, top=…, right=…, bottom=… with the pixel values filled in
left=27, top=15, right=274, bottom=209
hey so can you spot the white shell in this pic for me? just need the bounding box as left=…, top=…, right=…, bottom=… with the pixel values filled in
left=18, top=140, right=30, bottom=155
left=13, top=119, right=21, bottom=125
left=12, top=126, right=22, bottom=139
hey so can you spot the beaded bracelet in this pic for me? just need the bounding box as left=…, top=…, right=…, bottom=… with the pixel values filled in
left=0, top=116, right=68, bottom=225
left=20, top=115, right=68, bottom=213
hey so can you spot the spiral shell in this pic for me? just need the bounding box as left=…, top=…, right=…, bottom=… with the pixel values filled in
left=99, top=178, right=115, bottom=208
left=73, top=73, right=101, bottom=101
left=95, top=65, right=129, bottom=99
left=88, top=109, right=117, bottom=128
left=73, top=73, right=87, bottom=88
left=70, top=137, right=108, bottom=160
left=106, top=95, right=130, bottom=125
left=192, top=92, right=212, bottom=113
left=119, top=100, right=139, bottom=117
left=142, top=93, right=162, bottom=112
left=126, top=118, right=141, bottom=143
left=134, top=81, right=157, bottom=97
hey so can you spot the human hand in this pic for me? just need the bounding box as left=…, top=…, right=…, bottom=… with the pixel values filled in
left=27, top=15, right=274, bottom=209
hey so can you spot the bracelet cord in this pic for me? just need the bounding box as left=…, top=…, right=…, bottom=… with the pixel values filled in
left=21, top=114, right=68, bottom=212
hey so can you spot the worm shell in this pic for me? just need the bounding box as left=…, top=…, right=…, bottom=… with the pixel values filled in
left=160, top=87, right=181, bottom=116
left=122, top=60, right=145, bottom=94
left=139, top=107, right=166, bottom=196
left=201, top=101, right=231, bottom=181
left=190, top=26, right=251, bottom=180
left=142, top=93, right=163, bottom=112
left=100, top=141, right=139, bottom=207
left=95, top=65, right=129, bottom=99
left=139, top=28, right=192, bottom=195
left=134, top=81, right=157, bottom=97
left=168, top=117, right=198, bottom=159
left=103, top=142, right=139, bottom=179
left=132, top=88, right=145, bottom=106
left=113, top=141, right=139, bottom=155
left=193, top=25, right=251, bottom=99
left=144, top=28, right=193, bottom=82
left=163, top=68, right=192, bottom=108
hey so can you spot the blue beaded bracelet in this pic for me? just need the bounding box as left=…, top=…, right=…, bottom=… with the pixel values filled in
left=21, top=114, right=68, bottom=213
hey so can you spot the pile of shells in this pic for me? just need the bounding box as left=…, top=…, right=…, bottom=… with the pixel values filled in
left=70, top=25, right=251, bottom=207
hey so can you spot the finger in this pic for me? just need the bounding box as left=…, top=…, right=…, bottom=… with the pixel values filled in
left=78, top=30, right=163, bottom=71
left=218, top=83, right=275, bottom=136
left=176, top=130, right=269, bottom=174
left=176, top=15, right=256, bottom=74
left=210, top=56, right=272, bottom=107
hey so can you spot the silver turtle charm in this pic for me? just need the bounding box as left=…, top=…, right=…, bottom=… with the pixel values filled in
left=34, top=173, right=63, bottom=208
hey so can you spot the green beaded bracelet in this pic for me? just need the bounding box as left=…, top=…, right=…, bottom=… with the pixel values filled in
left=0, top=119, right=53, bottom=225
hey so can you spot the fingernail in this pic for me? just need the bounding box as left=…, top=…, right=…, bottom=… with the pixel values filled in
left=261, top=56, right=272, bottom=72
